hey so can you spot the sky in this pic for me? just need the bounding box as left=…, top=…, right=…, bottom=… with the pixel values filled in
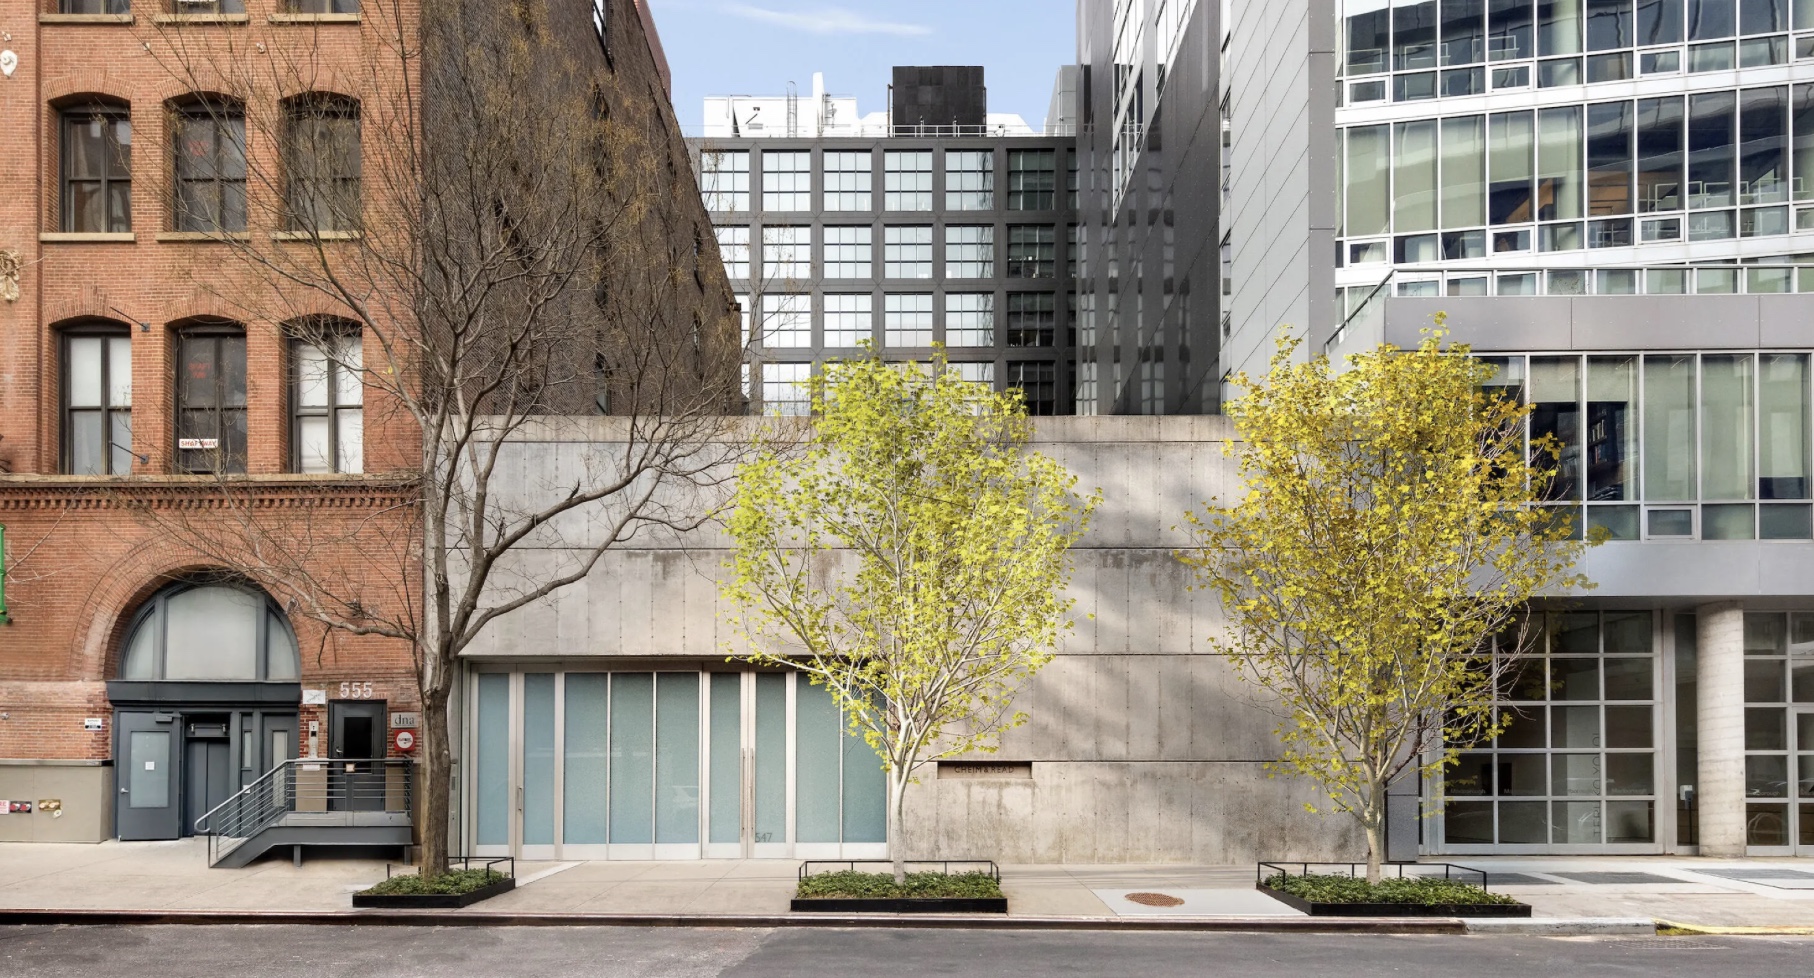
left=648, top=1, right=1077, bottom=132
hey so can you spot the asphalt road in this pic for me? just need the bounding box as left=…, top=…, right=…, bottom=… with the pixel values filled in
left=2, top=925, right=1813, bottom=977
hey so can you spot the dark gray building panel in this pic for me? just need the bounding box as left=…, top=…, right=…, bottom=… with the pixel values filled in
left=892, top=66, right=988, bottom=131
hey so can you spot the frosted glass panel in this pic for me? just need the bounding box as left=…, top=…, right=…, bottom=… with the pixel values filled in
left=128, top=731, right=170, bottom=808
left=564, top=673, right=609, bottom=845
left=163, top=586, right=259, bottom=680
left=265, top=611, right=299, bottom=680
left=708, top=674, right=741, bottom=845
left=609, top=673, right=654, bottom=844
left=1703, top=354, right=1755, bottom=500
left=655, top=673, right=700, bottom=844
left=120, top=607, right=157, bottom=679
left=108, top=336, right=132, bottom=406
left=69, top=336, right=103, bottom=407
left=795, top=679, right=843, bottom=843
left=522, top=674, right=556, bottom=846
left=754, top=673, right=787, bottom=845
left=475, top=674, right=510, bottom=846
left=841, top=715, right=888, bottom=843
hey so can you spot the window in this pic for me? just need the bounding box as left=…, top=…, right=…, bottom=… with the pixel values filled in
left=762, top=150, right=811, bottom=211
left=761, top=362, right=811, bottom=416
left=173, top=100, right=246, bottom=233
left=883, top=294, right=932, bottom=347
left=59, top=0, right=127, bottom=12
left=884, top=150, right=932, bottom=210
left=823, top=294, right=873, bottom=347
left=176, top=327, right=248, bottom=475
left=1066, top=224, right=1082, bottom=278
left=292, top=331, right=363, bottom=474
left=1007, top=292, right=1056, bottom=347
left=945, top=225, right=994, bottom=278
left=951, top=362, right=995, bottom=385
left=60, top=104, right=131, bottom=234
left=1008, top=149, right=1057, bottom=209
left=824, top=226, right=872, bottom=278
left=118, top=583, right=299, bottom=683
left=1007, top=361, right=1057, bottom=415
left=714, top=226, right=750, bottom=279
left=1007, top=225, right=1057, bottom=278
left=883, top=226, right=932, bottom=278
left=823, top=151, right=872, bottom=211
left=169, top=0, right=244, bottom=12
left=760, top=293, right=811, bottom=348
left=761, top=226, right=810, bottom=279
left=62, top=328, right=132, bottom=475
left=700, top=150, right=750, bottom=211
left=945, top=293, right=994, bottom=347
left=946, top=150, right=994, bottom=209
left=285, top=0, right=360, bottom=12
left=283, top=96, right=361, bottom=232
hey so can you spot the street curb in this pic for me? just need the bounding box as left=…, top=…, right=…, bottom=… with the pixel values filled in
left=0, top=908, right=1469, bottom=934
left=1656, top=919, right=1814, bottom=937
left=1463, top=917, right=1656, bottom=937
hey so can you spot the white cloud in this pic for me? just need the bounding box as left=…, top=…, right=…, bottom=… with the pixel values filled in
left=720, top=3, right=934, bottom=36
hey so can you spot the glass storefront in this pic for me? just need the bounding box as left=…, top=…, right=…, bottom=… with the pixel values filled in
left=1442, top=610, right=1665, bottom=851
left=1741, top=612, right=1814, bottom=850
left=469, top=668, right=886, bottom=860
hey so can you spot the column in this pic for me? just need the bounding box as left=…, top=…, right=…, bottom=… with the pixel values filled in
left=1696, top=601, right=1747, bottom=856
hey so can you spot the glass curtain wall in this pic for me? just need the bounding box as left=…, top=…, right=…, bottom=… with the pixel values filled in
left=470, top=669, right=887, bottom=860
left=1337, top=82, right=1814, bottom=261
left=1444, top=611, right=1663, bottom=851
left=1482, top=351, right=1813, bottom=539
left=1741, top=612, right=1814, bottom=850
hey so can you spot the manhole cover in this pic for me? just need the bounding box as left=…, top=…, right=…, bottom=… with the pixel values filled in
left=1124, top=892, right=1185, bottom=907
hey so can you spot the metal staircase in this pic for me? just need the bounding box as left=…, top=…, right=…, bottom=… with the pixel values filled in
left=196, top=758, right=415, bottom=869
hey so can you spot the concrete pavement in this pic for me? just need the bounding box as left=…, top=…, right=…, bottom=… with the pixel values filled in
left=0, top=840, right=1811, bottom=930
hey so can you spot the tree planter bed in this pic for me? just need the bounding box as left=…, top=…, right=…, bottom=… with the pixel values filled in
left=791, top=896, right=1009, bottom=914
left=1254, top=883, right=1531, bottom=918
left=1255, top=862, right=1531, bottom=918
left=793, top=860, right=1007, bottom=914
left=353, top=858, right=516, bottom=909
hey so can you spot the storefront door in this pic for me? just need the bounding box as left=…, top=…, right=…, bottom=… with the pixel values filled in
left=115, top=712, right=182, bottom=841
left=470, top=668, right=887, bottom=860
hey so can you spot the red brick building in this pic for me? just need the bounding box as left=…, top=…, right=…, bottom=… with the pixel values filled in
left=0, top=0, right=731, bottom=843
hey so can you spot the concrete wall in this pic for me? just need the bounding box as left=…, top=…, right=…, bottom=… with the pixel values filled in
left=460, top=416, right=1359, bottom=863
left=1376, top=294, right=1814, bottom=353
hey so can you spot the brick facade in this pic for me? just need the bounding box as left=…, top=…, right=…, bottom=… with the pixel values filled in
left=0, top=0, right=734, bottom=840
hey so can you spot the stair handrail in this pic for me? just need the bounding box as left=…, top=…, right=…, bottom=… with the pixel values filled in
left=197, top=757, right=300, bottom=866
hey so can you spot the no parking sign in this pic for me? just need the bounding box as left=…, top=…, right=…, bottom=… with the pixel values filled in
left=393, top=729, right=417, bottom=753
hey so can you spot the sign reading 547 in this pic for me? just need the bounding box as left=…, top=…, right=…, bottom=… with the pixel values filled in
left=338, top=681, right=376, bottom=699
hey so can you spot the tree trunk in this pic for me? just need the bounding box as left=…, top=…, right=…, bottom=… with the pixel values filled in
left=416, top=687, right=453, bottom=878
left=889, top=767, right=909, bottom=885
left=1363, top=781, right=1386, bottom=884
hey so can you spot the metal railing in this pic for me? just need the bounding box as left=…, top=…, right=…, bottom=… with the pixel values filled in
left=1257, top=861, right=1492, bottom=890
left=800, top=859, right=1001, bottom=881
left=195, top=757, right=414, bottom=868
left=686, top=123, right=1085, bottom=140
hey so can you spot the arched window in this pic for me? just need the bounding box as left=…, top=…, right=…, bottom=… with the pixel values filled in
left=170, top=95, right=247, bottom=233
left=282, top=94, right=362, bottom=233
left=60, top=101, right=131, bottom=233
left=119, top=582, right=299, bottom=682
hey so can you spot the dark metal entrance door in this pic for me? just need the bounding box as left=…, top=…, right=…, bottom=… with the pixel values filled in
left=181, top=715, right=233, bottom=838
left=329, top=701, right=387, bottom=811
left=115, top=712, right=182, bottom=840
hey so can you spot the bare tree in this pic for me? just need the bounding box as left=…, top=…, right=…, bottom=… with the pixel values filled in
left=133, top=0, right=745, bottom=875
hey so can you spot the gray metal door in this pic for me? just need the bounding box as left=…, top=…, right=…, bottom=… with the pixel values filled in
left=329, top=701, right=386, bottom=811
left=115, top=711, right=182, bottom=840
left=182, top=718, right=232, bottom=837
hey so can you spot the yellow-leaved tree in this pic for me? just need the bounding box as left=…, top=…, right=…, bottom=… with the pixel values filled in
left=1177, top=327, right=1595, bottom=882
left=724, top=351, right=1097, bottom=883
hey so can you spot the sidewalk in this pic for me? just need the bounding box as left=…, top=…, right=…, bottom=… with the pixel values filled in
left=0, top=840, right=1809, bottom=930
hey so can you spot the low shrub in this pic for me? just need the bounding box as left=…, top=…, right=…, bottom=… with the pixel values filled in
left=795, top=870, right=1002, bottom=900
left=359, top=868, right=508, bottom=897
left=1262, top=872, right=1518, bottom=907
